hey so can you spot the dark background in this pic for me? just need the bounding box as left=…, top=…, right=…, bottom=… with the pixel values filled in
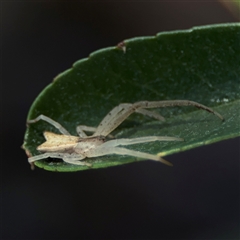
left=2, top=1, right=240, bottom=239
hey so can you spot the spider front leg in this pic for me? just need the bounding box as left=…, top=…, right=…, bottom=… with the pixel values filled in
left=93, top=104, right=165, bottom=137
left=27, top=115, right=70, bottom=135
left=93, top=100, right=223, bottom=137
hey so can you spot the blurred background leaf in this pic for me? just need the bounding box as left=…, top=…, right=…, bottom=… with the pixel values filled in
left=219, top=0, right=240, bottom=20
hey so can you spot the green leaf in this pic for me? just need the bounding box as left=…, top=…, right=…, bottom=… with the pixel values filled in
left=23, top=23, right=240, bottom=172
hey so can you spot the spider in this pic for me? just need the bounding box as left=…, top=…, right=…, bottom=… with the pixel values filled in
left=27, top=100, right=223, bottom=167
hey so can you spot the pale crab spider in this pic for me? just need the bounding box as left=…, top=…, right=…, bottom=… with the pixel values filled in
left=27, top=100, right=223, bottom=167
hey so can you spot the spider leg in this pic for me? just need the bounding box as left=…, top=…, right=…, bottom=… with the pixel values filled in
left=62, top=156, right=92, bottom=167
left=93, top=104, right=131, bottom=136
left=27, top=115, right=70, bottom=135
left=133, top=100, right=224, bottom=120
left=93, top=103, right=142, bottom=137
left=29, top=152, right=91, bottom=166
left=93, top=105, right=164, bottom=137
left=94, top=100, right=223, bottom=137
left=135, top=109, right=165, bottom=121
left=101, top=136, right=183, bottom=148
left=76, top=125, right=98, bottom=137
left=28, top=152, right=69, bottom=163
left=86, top=146, right=173, bottom=166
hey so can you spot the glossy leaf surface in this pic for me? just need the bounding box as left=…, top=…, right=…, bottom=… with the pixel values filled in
left=23, top=23, right=240, bottom=172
